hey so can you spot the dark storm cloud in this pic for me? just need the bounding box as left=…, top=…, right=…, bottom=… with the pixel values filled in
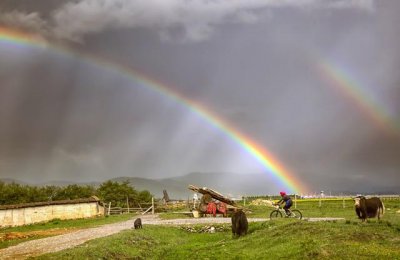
left=0, top=11, right=46, bottom=33
left=1, top=0, right=374, bottom=43
left=0, top=0, right=399, bottom=193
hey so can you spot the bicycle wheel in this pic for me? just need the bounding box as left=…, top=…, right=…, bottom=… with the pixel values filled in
left=270, top=210, right=282, bottom=219
left=290, top=209, right=302, bottom=220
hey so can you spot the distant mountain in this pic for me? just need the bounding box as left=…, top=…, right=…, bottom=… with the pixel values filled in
left=299, top=172, right=400, bottom=196
left=166, top=172, right=276, bottom=197
left=2, top=173, right=398, bottom=200
left=38, top=180, right=101, bottom=187
left=0, top=178, right=100, bottom=187
left=110, top=176, right=191, bottom=199
left=110, top=172, right=277, bottom=199
left=0, top=178, right=30, bottom=185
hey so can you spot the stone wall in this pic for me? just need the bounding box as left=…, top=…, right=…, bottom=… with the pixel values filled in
left=0, top=202, right=105, bottom=227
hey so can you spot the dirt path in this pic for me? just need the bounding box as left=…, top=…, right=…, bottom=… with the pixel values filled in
left=0, top=215, right=345, bottom=259
left=0, top=215, right=268, bottom=259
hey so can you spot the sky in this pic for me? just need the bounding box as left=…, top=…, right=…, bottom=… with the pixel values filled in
left=0, top=0, right=399, bottom=194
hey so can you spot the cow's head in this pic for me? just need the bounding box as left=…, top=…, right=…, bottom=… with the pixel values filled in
left=354, top=196, right=365, bottom=207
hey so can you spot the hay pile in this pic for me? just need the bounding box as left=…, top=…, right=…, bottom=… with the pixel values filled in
left=249, top=199, right=274, bottom=207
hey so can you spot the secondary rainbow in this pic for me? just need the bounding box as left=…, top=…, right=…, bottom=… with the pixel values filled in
left=0, top=26, right=308, bottom=193
left=318, top=60, right=400, bottom=138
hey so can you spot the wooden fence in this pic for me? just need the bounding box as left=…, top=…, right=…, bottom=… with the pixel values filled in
left=244, top=194, right=400, bottom=209
left=106, top=198, right=155, bottom=215
left=106, top=198, right=195, bottom=215
left=293, top=195, right=400, bottom=209
left=106, top=195, right=399, bottom=214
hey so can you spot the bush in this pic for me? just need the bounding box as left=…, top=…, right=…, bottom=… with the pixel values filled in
left=0, top=181, right=153, bottom=206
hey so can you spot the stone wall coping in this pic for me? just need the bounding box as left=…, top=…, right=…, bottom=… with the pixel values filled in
left=0, top=196, right=101, bottom=210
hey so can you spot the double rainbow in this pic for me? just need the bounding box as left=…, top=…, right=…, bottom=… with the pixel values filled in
left=318, top=60, right=400, bottom=138
left=0, top=26, right=307, bottom=193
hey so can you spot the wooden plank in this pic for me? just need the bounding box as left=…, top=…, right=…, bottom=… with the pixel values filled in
left=188, top=185, right=237, bottom=206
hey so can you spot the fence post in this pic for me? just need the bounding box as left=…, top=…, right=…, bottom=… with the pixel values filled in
left=108, top=202, right=111, bottom=215
left=127, top=196, right=130, bottom=213
left=319, top=198, right=322, bottom=208
left=151, top=197, right=155, bottom=215
left=294, top=194, right=297, bottom=209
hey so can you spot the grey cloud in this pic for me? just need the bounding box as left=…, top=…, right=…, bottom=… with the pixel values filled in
left=0, top=11, right=48, bottom=37
left=2, top=0, right=375, bottom=43
left=51, top=0, right=375, bottom=42
left=2, top=0, right=399, bottom=194
left=327, top=0, right=374, bottom=10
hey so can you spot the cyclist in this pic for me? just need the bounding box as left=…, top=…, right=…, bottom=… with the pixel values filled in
left=276, top=191, right=292, bottom=216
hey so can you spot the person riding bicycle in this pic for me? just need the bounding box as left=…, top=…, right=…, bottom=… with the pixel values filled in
left=276, top=191, right=292, bottom=216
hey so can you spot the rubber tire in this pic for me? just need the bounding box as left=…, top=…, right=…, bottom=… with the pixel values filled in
left=270, top=210, right=282, bottom=219
left=290, top=209, right=302, bottom=220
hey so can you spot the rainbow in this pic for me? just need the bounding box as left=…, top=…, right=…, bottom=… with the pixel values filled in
left=318, top=60, right=400, bottom=138
left=0, top=26, right=308, bottom=193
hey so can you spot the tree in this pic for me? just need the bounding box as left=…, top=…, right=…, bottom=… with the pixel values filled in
left=25, top=186, right=48, bottom=203
left=54, top=185, right=96, bottom=200
left=41, top=185, right=62, bottom=201
left=0, top=182, right=27, bottom=205
left=0, top=180, right=153, bottom=206
left=137, top=190, right=152, bottom=204
left=96, top=181, right=138, bottom=207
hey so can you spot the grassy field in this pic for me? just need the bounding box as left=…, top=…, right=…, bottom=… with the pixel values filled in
left=35, top=219, right=400, bottom=259
left=1, top=199, right=398, bottom=259
left=245, top=198, right=400, bottom=219
left=33, top=199, right=400, bottom=259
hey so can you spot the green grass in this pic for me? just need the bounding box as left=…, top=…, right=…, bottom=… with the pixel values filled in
left=35, top=219, right=400, bottom=260
left=246, top=199, right=400, bottom=220
left=0, top=214, right=133, bottom=249
left=158, top=212, right=193, bottom=220
left=4, top=199, right=400, bottom=259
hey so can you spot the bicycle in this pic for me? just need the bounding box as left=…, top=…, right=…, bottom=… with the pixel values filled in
left=269, top=204, right=302, bottom=220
